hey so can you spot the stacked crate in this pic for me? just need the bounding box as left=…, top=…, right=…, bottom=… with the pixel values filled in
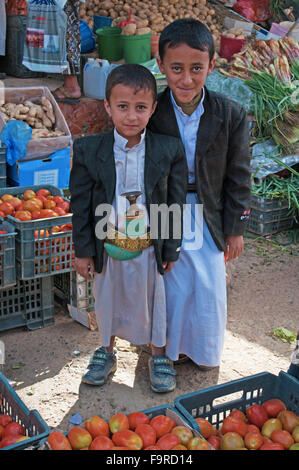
left=246, top=194, right=295, bottom=235
left=0, top=184, right=74, bottom=331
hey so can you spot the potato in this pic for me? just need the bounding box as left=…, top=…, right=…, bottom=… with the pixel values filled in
left=122, top=23, right=137, bottom=35
left=136, top=27, right=151, bottom=35
left=136, top=19, right=149, bottom=28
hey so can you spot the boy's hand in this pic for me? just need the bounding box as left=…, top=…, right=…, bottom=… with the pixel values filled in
left=74, top=257, right=95, bottom=280
left=225, top=235, right=244, bottom=261
left=163, top=261, right=175, bottom=272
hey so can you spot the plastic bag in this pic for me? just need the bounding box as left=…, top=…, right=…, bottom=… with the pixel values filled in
left=0, top=120, right=32, bottom=165
left=233, top=0, right=272, bottom=23
left=22, top=0, right=68, bottom=73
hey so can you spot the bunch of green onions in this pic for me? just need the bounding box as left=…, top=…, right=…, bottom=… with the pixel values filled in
left=244, top=70, right=299, bottom=152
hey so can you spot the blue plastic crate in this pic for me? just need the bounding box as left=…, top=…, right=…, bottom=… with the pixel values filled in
left=0, top=184, right=74, bottom=280
left=40, top=404, right=211, bottom=449
left=174, top=371, right=299, bottom=433
left=0, top=141, right=6, bottom=188
left=0, top=371, right=50, bottom=450
left=0, top=218, right=16, bottom=289
left=0, top=276, right=55, bottom=331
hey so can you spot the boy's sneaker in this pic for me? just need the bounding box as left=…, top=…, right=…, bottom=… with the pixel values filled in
left=81, top=347, right=117, bottom=386
left=148, top=356, right=176, bottom=393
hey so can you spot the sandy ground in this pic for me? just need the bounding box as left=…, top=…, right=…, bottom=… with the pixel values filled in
left=1, top=235, right=298, bottom=434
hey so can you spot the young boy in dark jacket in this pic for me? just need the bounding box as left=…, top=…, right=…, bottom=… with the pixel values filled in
left=70, top=64, right=187, bottom=392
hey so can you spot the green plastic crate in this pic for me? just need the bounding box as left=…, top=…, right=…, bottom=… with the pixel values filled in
left=0, top=218, right=17, bottom=289
left=174, top=371, right=299, bottom=433
left=0, top=371, right=50, bottom=450
left=0, top=276, right=55, bottom=331
left=0, top=185, right=74, bottom=280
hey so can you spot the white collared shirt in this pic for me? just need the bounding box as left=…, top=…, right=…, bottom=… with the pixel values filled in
left=170, top=89, right=205, bottom=183
left=110, top=128, right=148, bottom=231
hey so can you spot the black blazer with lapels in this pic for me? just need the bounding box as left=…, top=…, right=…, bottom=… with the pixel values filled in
left=69, top=129, right=188, bottom=274
left=148, top=87, right=251, bottom=252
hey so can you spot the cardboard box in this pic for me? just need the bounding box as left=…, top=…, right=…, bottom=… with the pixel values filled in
left=0, top=87, right=72, bottom=159
left=7, top=147, right=70, bottom=188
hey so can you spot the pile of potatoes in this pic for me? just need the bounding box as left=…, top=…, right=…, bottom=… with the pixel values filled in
left=0, top=98, right=65, bottom=139
left=80, top=0, right=224, bottom=48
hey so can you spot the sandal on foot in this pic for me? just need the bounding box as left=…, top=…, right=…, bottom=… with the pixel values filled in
left=81, top=347, right=117, bottom=386
left=148, top=356, right=176, bottom=393
left=52, top=86, right=81, bottom=103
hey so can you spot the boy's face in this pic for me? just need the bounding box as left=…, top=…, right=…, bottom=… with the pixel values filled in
left=104, top=84, right=157, bottom=147
left=157, top=43, right=215, bottom=104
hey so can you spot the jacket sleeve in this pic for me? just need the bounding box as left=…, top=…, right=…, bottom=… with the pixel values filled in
left=223, top=108, right=251, bottom=235
left=69, top=138, right=96, bottom=258
left=162, top=139, right=188, bottom=261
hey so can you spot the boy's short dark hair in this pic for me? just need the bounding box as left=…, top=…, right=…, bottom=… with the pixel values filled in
left=159, top=18, right=215, bottom=62
left=105, top=64, right=157, bottom=103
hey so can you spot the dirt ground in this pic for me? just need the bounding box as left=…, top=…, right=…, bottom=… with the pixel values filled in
left=1, top=234, right=298, bottom=433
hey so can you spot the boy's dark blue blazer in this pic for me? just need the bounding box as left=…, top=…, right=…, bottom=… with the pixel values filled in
left=69, top=129, right=188, bottom=274
left=148, top=86, right=251, bottom=252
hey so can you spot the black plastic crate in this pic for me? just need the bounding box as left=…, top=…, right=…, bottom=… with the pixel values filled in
left=174, top=371, right=299, bottom=433
left=0, top=141, right=6, bottom=188
left=250, top=194, right=290, bottom=212
left=246, top=213, right=294, bottom=235
left=0, top=371, right=50, bottom=450
left=0, top=185, right=74, bottom=280
left=0, top=218, right=17, bottom=289
left=0, top=276, right=55, bottom=331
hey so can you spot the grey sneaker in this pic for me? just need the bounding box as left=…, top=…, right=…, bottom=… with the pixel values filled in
left=140, top=344, right=190, bottom=365
left=81, top=347, right=117, bottom=386
left=148, top=356, right=176, bottom=393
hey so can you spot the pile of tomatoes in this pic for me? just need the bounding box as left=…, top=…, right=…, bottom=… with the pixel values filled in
left=195, top=399, right=299, bottom=450
left=0, top=413, right=29, bottom=449
left=46, top=412, right=211, bottom=450
left=0, top=188, right=71, bottom=222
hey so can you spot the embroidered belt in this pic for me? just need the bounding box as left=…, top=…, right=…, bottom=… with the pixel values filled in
left=105, top=225, right=152, bottom=252
left=187, top=183, right=197, bottom=192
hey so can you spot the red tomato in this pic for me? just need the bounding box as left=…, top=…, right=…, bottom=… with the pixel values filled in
left=3, top=421, right=25, bottom=438
left=0, top=414, right=12, bottom=427
left=271, top=429, right=294, bottom=449
left=127, top=411, right=149, bottom=430
left=262, top=399, right=286, bottom=418
left=0, top=210, right=5, bottom=217
left=0, top=202, right=14, bottom=216
left=207, top=434, right=221, bottom=450
left=57, top=200, right=69, bottom=212
left=244, top=432, right=263, bottom=450
left=23, top=190, right=36, bottom=200
left=220, top=416, right=248, bottom=437
left=53, top=196, right=64, bottom=205
left=14, top=210, right=32, bottom=221
left=260, top=442, right=285, bottom=450
left=54, top=206, right=66, bottom=216
left=36, top=189, right=51, bottom=198
left=229, top=409, right=247, bottom=422
left=247, top=424, right=261, bottom=434
left=246, top=404, right=268, bottom=429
